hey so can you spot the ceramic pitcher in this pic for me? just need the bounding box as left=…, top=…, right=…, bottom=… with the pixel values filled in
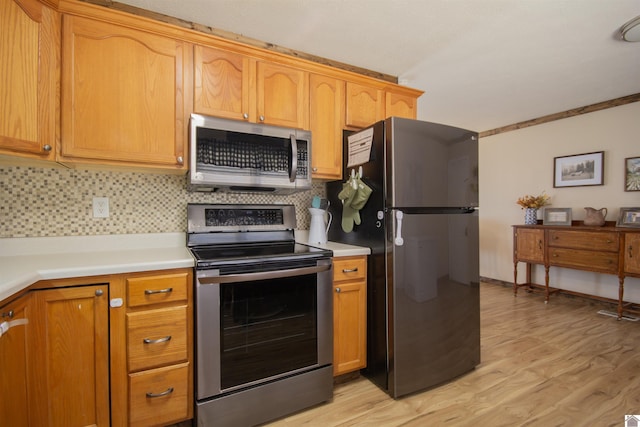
left=583, top=207, right=607, bottom=226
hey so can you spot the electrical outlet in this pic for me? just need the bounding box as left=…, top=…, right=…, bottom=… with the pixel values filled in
left=92, top=197, right=109, bottom=218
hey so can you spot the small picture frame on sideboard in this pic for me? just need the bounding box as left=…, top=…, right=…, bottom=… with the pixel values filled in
left=617, top=207, right=640, bottom=228
left=543, top=207, right=572, bottom=226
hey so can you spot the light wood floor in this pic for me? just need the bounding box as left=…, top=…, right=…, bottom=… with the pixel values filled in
left=265, top=282, right=640, bottom=426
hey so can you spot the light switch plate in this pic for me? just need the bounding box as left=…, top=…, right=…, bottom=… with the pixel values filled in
left=92, top=197, right=109, bottom=218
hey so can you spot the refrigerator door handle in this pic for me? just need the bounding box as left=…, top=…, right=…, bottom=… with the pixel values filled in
left=394, top=210, right=404, bottom=246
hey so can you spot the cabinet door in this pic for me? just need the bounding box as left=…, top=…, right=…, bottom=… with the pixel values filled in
left=625, top=233, right=640, bottom=275
left=0, top=294, right=31, bottom=427
left=257, top=61, right=308, bottom=129
left=309, top=74, right=344, bottom=179
left=333, top=281, right=366, bottom=376
left=514, top=228, right=545, bottom=264
left=61, top=16, right=187, bottom=170
left=30, top=285, right=110, bottom=427
left=386, top=90, right=418, bottom=119
left=345, top=81, right=384, bottom=129
left=194, top=45, right=254, bottom=121
left=0, top=0, right=57, bottom=159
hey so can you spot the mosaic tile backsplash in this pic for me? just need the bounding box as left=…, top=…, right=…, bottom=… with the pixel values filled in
left=0, top=165, right=327, bottom=238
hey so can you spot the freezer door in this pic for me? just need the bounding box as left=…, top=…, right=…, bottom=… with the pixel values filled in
left=386, top=117, right=478, bottom=208
left=387, top=209, right=480, bottom=398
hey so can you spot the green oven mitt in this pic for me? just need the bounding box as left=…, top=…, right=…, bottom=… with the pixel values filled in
left=338, top=180, right=357, bottom=232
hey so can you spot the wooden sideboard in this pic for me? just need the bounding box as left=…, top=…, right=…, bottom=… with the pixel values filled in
left=513, top=222, right=640, bottom=319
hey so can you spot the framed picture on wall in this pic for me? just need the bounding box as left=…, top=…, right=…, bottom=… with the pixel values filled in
left=625, top=156, right=640, bottom=192
left=553, top=151, right=604, bottom=188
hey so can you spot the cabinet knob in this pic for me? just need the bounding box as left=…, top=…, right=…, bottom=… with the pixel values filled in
left=630, top=245, right=634, bottom=258
left=177, top=156, right=184, bottom=164
left=43, top=144, right=52, bottom=152
left=259, top=115, right=265, bottom=122
left=335, top=287, right=341, bottom=293
left=243, top=113, right=249, bottom=120
left=312, top=167, right=318, bottom=172
left=95, top=289, right=103, bottom=297
left=2, top=310, right=14, bottom=319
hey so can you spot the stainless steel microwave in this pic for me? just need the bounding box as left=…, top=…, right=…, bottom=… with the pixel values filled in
left=189, top=114, right=312, bottom=194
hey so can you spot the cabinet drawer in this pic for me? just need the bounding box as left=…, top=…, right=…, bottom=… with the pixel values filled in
left=548, top=230, right=618, bottom=252
left=129, top=362, right=190, bottom=427
left=127, top=272, right=189, bottom=307
left=127, top=305, right=188, bottom=372
left=548, top=248, right=618, bottom=273
left=333, top=256, right=366, bottom=282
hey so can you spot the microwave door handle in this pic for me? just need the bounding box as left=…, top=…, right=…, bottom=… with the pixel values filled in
left=289, top=134, right=297, bottom=182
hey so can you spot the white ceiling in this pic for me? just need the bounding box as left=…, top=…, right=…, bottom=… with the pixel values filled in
left=119, top=0, right=640, bottom=133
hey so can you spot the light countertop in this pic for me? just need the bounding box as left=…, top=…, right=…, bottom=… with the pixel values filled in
left=0, top=232, right=369, bottom=304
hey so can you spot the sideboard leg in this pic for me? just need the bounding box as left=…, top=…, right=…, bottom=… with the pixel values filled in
left=513, top=262, right=518, bottom=297
left=544, top=265, right=550, bottom=303
left=618, top=276, right=625, bottom=320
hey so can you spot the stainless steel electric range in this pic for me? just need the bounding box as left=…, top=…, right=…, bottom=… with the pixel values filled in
left=187, top=203, right=333, bottom=426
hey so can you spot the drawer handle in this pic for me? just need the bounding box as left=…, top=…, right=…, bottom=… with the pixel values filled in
left=553, top=253, right=559, bottom=257
left=143, top=336, right=172, bottom=344
left=144, top=287, right=173, bottom=295
left=146, top=387, right=174, bottom=398
left=342, top=268, right=359, bottom=273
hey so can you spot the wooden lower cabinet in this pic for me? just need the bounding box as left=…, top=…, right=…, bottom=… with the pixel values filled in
left=625, top=233, right=640, bottom=275
left=30, top=284, right=111, bottom=427
left=0, top=293, right=31, bottom=427
left=117, top=269, right=194, bottom=427
left=0, top=268, right=193, bottom=426
left=332, top=255, right=367, bottom=376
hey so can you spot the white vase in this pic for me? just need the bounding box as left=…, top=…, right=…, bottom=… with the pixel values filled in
left=524, top=208, right=538, bottom=225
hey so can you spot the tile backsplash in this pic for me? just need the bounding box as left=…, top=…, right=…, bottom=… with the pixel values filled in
left=0, top=165, right=327, bottom=238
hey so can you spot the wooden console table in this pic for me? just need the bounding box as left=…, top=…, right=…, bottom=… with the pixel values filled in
left=513, top=222, right=640, bottom=319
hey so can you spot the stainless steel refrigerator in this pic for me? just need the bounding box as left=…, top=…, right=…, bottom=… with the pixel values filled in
left=327, top=117, right=480, bottom=398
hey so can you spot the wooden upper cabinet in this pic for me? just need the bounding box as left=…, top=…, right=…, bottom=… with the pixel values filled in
left=60, top=15, right=188, bottom=170
left=195, top=46, right=308, bottom=129
left=0, top=0, right=57, bottom=160
left=257, top=61, right=308, bottom=129
left=386, top=90, right=418, bottom=119
left=345, top=81, right=384, bottom=129
left=309, top=74, right=344, bottom=180
left=194, top=45, right=253, bottom=121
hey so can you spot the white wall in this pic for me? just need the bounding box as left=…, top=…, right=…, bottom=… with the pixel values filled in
left=479, top=102, right=640, bottom=302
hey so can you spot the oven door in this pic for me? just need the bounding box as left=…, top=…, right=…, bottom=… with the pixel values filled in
left=195, top=257, right=332, bottom=400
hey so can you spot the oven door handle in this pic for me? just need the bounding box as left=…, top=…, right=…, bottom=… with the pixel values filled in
left=197, top=263, right=331, bottom=284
